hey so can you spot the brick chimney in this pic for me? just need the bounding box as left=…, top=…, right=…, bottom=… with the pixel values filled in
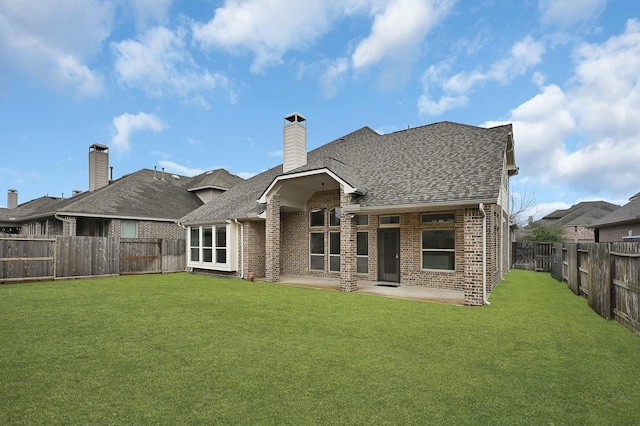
left=89, top=144, right=109, bottom=191
left=283, top=112, right=307, bottom=173
left=7, top=189, right=17, bottom=209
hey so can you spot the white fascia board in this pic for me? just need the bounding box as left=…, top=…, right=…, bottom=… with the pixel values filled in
left=56, top=211, right=178, bottom=222
left=342, top=199, right=498, bottom=214
left=257, top=168, right=362, bottom=204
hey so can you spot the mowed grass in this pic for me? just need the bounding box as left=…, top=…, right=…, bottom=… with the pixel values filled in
left=1, top=270, right=639, bottom=425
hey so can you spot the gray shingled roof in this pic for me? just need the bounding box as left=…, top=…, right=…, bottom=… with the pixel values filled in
left=180, top=121, right=514, bottom=225
left=6, top=168, right=243, bottom=223
left=590, top=194, right=640, bottom=228
left=537, top=201, right=619, bottom=228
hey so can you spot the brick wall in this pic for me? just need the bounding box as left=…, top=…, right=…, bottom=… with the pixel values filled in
left=598, top=224, right=640, bottom=242
left=244, top=220, right=266, bottom=279
left=564, top=225, right=595, bottom=242
left=265, top=194, right=280, bottom=282
left=463, top=208, right=484, bottom=306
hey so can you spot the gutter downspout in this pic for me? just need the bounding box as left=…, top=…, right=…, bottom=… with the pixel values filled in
left=234, top=219, right=244, bottom=279
left=479, top=204, right=490, bottom=305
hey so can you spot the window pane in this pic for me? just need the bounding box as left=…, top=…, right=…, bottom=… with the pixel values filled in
left=190, top=247, right=200, bottom=262
left=310, top=233, right=324, bottom=254
left=203, top=227, right=213, bottom=247
left=310, top=255, right=324, bottom=270
left=422, top=251, right=455, bottom=270
left=329, top=208, right=341, bottom=226
left=357, top=232, right=368, bottom=256
left=216, top=225, right=227, bottom=248
left=203, top=248, right=213, bottom=263
left=216, top=249, right=227, bottom=264
left=190, top=227, right=199, bottom=246
left=357, top=257, right=368, bottom=274
left=422, top=230, right=455, bottom=250
left=356, top=215, right=368, bottom=226
left=329, top=232, right=340, bottom=255
left=329, top=255, right=340, bottom=272
left=380, top=216, right=400, bottom=225
left=310, top=210, right=324, bottom=227
left=121, top=220, right=137, bottom=238
left=422, top=213, right=454, bottom=223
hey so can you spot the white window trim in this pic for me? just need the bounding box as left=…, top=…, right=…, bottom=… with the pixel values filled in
left=188, top=223, right=237, bottom=272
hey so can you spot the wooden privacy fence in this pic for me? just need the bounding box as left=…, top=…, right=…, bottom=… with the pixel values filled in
left=550, top=242, right=640, bottom=336
left=511, top=242, right=552, bottom=272
left=0, top=237, right=186, bottom=283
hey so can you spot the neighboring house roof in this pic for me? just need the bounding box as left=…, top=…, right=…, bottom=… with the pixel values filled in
left=590, top=193, right=640, bottom=228
left=537, top=201, right=619, bottom=228
left=180, top=121, right=515, bottom=225
left=4, top=168, right=244, bottom=224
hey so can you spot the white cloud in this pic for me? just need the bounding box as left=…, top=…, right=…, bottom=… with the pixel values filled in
left=112, top=112, right=168, bottom=151
left=158, top=160, right=205, bottom=177
left=192, top=0, right=453, bottom=87
left=538, top=0, right=607, bottom=29
left=351, top=0, right=454, bottom=70
left=419, top=36, right=546, bottom=116
left=192, top=0, right=339, bottom=73
left=126, top=0, right=173, bottom=27
left=0, top=0, right=112, bottom=96
left=320, top=57, right=349, bottom=98
left=486, top=19, right=640, bottom=200
left=112, top=26, right=235, bottom=106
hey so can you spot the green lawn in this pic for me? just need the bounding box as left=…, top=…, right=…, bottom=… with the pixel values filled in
left=1, top=270, right=639, bottom=425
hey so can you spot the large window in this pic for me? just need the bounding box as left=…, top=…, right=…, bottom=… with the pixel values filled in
left=329, top=231, right=340, bottom=272
left=422, top=229, right=455, bottom=271
left=357, top=231, right=368, bottom=274
left=310, top=232, right=324, bottom=270
left=189, top=224, right=235, bottom=270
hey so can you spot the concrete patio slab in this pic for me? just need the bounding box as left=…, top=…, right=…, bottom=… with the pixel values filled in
left=273, top=275, right=465, bottom=305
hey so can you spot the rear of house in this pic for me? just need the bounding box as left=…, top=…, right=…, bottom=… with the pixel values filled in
left=180, top=114, right=518, bottom=306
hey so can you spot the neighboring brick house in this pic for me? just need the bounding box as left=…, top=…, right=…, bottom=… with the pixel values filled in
left=591, top=192, right=640, bottom=242
left=1, top=144, right=244, bottom=238
left=532, top=201, right=619, bottom=242
left=180, top=113, right=518, bottom=306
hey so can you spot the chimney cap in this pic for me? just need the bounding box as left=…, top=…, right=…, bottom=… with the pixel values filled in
left=89, top=143, right=109, bottom=152
left=285, top=112, right=306, bottom=123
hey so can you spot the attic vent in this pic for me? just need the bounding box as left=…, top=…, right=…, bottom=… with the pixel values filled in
left=171, top=174, right=180, bottom=180
left=72, top=189, right=83, bottom=196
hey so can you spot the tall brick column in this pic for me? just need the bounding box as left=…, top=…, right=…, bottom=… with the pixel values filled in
left=265, top=194, right=281, bottom=282
left=463, top=208, right=484, bottom=306
left=340, top=189, right=357, bottom=292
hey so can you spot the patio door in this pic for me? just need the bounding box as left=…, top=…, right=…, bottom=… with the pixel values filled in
left=378, top=228, right=400, bottom=283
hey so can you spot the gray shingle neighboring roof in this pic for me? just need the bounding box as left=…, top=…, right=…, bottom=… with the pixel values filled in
left=180, top=121, right=514, bottom=224
left=590, top=195, right=640, bottom=228
left=6, top=168, right=244, bottom=223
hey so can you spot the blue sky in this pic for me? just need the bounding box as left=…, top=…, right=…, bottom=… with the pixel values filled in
left=1, top=0, right=639, bottom=221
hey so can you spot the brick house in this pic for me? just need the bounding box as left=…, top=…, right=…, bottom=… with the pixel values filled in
left=180, top=113, right=518, bottom=306
left=532, top=201, right=619, bottom=242
left=1, top=144, right=243, bottom=238
left=591, top=192, right=640, bottom=242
